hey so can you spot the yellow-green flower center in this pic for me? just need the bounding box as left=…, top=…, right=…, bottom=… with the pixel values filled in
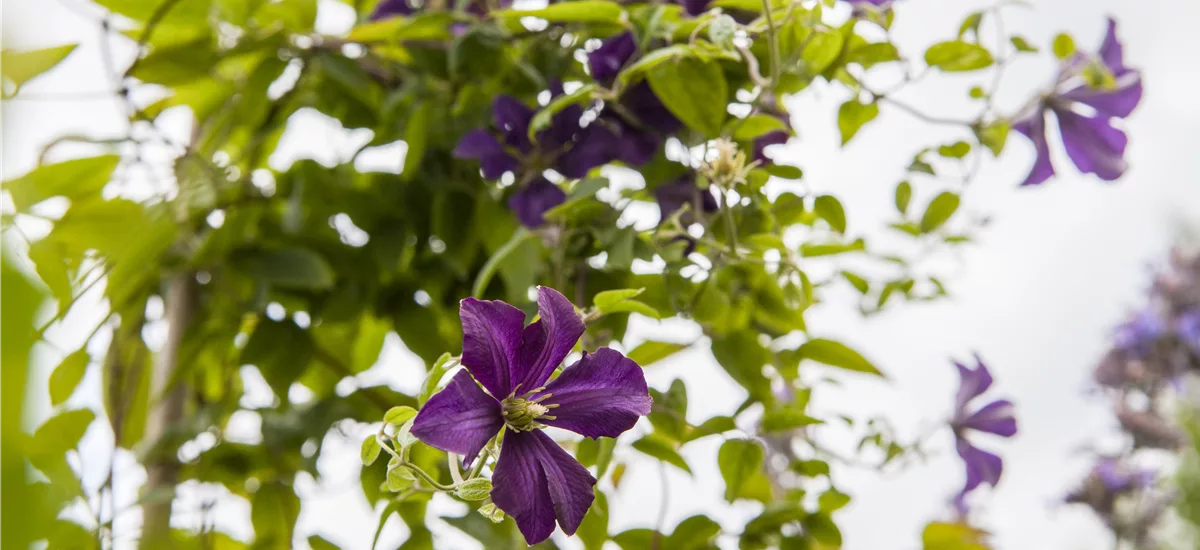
left=501, top=391, right=556, bottom=431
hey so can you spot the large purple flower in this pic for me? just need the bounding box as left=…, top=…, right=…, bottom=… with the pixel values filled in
left=1014, top=17, right=1142, bottom=186
left=949, top=356, right=1017, bottom=514
left=411, top=287, right=652, bottom=545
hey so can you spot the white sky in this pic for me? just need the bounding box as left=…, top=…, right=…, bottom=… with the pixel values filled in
left=4, top=0, right=1200, bottom=549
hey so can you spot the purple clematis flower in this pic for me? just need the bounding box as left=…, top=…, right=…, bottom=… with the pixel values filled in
left=752, top=130, right=789, bottom=165
left=948, top=355, right=1017, bottom=515
left=411, top=287, right=653, bottom=545
left=585, top=33, right=682, bottom=166
left=454, top=82, right=608, bottom=181
left=370, top=0, right=415, bottom=19
left=655, top=175, right=718, bottom=226
left=1067, top=457, right=1155, bottom=515
left=1113, top=307, right=1164, bottom=357
left=508, top=177, right=567, bottom=229
left=1014, top=17, right=1142, bottom=186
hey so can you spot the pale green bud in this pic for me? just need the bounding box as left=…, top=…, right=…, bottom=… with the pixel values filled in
left=478, top=502, right=505, bottom=523
left=454, top=478, right=493, bottom=501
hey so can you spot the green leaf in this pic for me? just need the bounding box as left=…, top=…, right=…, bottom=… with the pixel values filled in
left=818, top=489, right=852, bottom=512
left=813, top=195, right=846, bottom=233
left=240, top=319, right=315, bottom=397
left=384, top=406, right=417, bottom=426
left=419, top=353, right=455, bottom=407
left=919, top=191, right=961, bottom=233
left=49, top=349, right=90, bottom=406
left=626, top=340, right=690, bottom=367
left=1, top=44, right=77, bottom=94
left=614, top=529, right=661, bottom=550
left=802, top=29, right=846, bottom=74
left=347, top=13, right=454, bottom=42
left=495, top=1, right=624, bottom=23
left=45, top=520, right=98, bottom=550
left=937, top=141, right=971, bottom=159
left=402, top=101, right=432, bottom=181
left=577, top=490, right=609, bottom=550
left=308, top=535, right=341, bottom=550
left=647, top=56, right=728, bottom=138
left=710, top=330, right=772, bottom=402
left=594, top=288, right=661, bottom=319
left=1052, top=33, right=1076, bottom=60
left=593, top=437, right=617, bottom=478
left=841, top=271, right=869, bottom=294
left=128, top=37, right=219, bottom=86
left=760, top=408, right=822, bottom=433
left=894, top=181, right=912, bottom=215
left=925, top=40, right=994, bottom=72
left=732, top=114, right=788, bottom=140
left=28, top=239, right=72, bottom=314
left=976, top=120, right=1010, bottom=156
left=718, top=439, right=764, bottom=502
left=387, top=462, right=416, bottom=492
left=805, top=513, right=842, bottom=546
left=797, top=338, right=883, bottom=376
left=30, top=408, right=95, bottom=457
left=256, top=0, right=317, bottom=32
left=922, top=521, right=988, bottom=550
left=1010, top=35, right=1038, bottom=53
left=236, top=247, right=335, bottom=290
left=684, top=415, right=735, bottom=442
left=837, top=99, right=879, bottom=145
left=530, top=84, right=597, bottom=139
left=361, top=435, right=381, bottom=466
left=251, top=482, right=299, bottom=548
left=632, top=435, right=691, bottom=474
left=666, top=515, right=721, bottom=549
left=799, top=238, right=866, bottom=257
left=846, top=42, right=900, bottom=68
left=648, top=379, right=689, bottom=442
left=957, top=11, right=983, bottom=39
left=3, top=155, right=120, bottom=211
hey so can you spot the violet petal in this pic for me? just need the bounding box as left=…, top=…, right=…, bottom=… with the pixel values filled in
left=508, top=178, right=567, bottom=229
left=959, top=399, right=1017, bottom=437
left=1055, top=107, right=1128, bottom=181
left=491, top=429, right=597, bottom=545
left=956, top=437, right=1004, bottom=494
left=453, top=130, right=518, bottom=179
left=410, top=369, right=504, bottom=467
left=514, top=286, right=585, bottom=392
left=1012, top=109, right=1056, bottom=186
left=534, top=347, right=653, bottom=438
left=588, top=32, right=637, bottom=85
left=460, top=297, right=527, bottom=398
left=1060, top=73, right=1142, bottom=119
left=953, top=357, right=993, bottom=417
left=493, top=96, right=535, bottom=153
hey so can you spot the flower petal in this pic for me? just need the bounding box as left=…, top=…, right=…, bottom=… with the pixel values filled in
left=953, top=356, right=993, bottom=417
left=1012, top=109, right=1055, bottom=186
left=491, top=430, right=597, bottom=545
left=508, top=178, right=567, bottom=229
left=555, top=123, right=616, bottom=179
left=621, top=81, right=682, bottom=134
left=460, top=297, right=527, bottom=398
left=588, top=32, right=637, bottom=85
left=514, top=287, right=585, bottom=392
left=535, top=347, right=652, bottom=438
left=960, top=399, right=1017, bottom=437
left=410, top=370, right=503, bottom=466
left=1055, top=107, right=1128, bottom=181
left=955, top=437, right=1003, bottom=494
left=753, top=130, right=789, bottom=164
left=613, top=120, right=662, bottom=167
left=370, top=0, right=414, bottom=19
left=1060, top=73, right=1142, bottom=119
left=1098, top=17, right=1129, bottom=76
left=493, top=96, right=535, bottom=153
left=681, top=0, right=712, bottom=16
left=655, top=176, right=718, bottom=226
left=453, top=130, right=518, bottom=179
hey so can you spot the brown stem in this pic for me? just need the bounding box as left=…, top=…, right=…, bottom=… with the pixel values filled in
left=138, top=273, right=197, bottom=549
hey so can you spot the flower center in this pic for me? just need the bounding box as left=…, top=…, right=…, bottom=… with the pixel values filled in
left=501, top=389, right=556, bottom=432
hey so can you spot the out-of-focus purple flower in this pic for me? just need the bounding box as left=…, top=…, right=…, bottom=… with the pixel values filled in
left=949, top=355, right=1017, bottom=515
left=585, top=33, right=681, bottom=166
left=1014, top=17, right=1142, bottom=186
left=411, top=287, right=652, bottom=545
left=370, top=0, right=415, bottom=19
left=454, top=82, right=610, bottom=186
left=752, top=130, right=789, bottom=165
left=655, top=175, right=718, bottom=226
left=1113, top=307, right=1164, bottom=357
left=507, top=178, right=567, bottom=229
left=1116, top=406, right=1183, bottom=450
left=1177, top=309, right=1200, bottom=352
left=1067, top=457, right=1155, bottom=515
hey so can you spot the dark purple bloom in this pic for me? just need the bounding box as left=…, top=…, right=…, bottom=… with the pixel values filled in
left=508, top=178, right=567, bottom=228
left=411, top=287, right=652, bottom=545
left=1113, top=307, right=1164, bottom=357
left=1014, top=17, right=1142, bottom=186
left=655, top=176, right=718, bottom=226
left=370, top=0, right=415, bottom=19
left=587, top=32, right=637, bottom=86
left=949, top=356, right=1017, bottom=515
left=453, top=82, right=606, bottom=181
left=680, top=0, right=711, bottom=16
left=1067, top=458, right=1155, bottom=515
left=585, top=33, right=681, bottom=165
left=752, top=130, right=789, bottom=165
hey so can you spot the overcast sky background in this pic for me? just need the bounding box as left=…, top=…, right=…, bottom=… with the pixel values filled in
left=4, top=0, right=1200, bottom=549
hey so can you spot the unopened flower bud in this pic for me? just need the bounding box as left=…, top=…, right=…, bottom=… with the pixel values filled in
left=708, top=15, right=737, bottom=48
left=454, top=478, right=494, bottom=501
left=478, top=502, right=505, bottom=523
